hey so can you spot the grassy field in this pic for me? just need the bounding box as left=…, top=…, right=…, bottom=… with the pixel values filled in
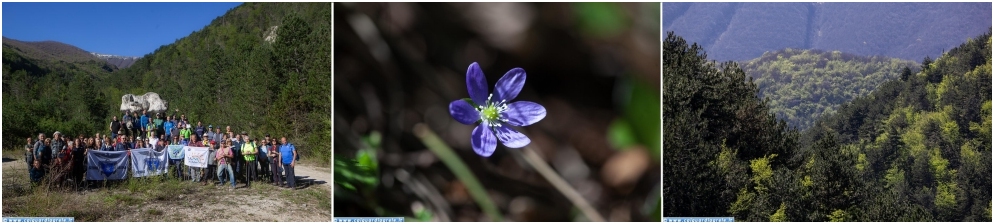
left=1, top=149, right=331, bottom=221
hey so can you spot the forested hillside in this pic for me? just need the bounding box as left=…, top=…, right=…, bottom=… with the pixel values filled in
left=2, top=2, right=331, bottom=165
left=663, top=30, right=992, bottom=221
left=741, top=49, right=919, bottom=130
left=3, top=38, right=116, bottom=145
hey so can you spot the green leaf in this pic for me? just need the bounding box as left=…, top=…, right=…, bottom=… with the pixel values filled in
left=624, top=78, right=661, bottom=160
left=608, top=118, right=639, bottom=150
left=573, top=2, right=628, bottom=38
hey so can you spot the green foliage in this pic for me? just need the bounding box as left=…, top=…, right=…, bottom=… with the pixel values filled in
left=607, top=118, right=638, bottom=151
left=827, top=209, right=849, bottom=222
left=624, top=78, right=662, bottom=158
left=742, top=48, right=919, bottom=130
left=749, top=154, right=776, bottom=192
left=664, top=31, right=799, bottom=218
left=665, top=29, right=992, bottom=221
left=573, top=2, right=629, bottom=38
left=769, top=202, right=788, bottom=222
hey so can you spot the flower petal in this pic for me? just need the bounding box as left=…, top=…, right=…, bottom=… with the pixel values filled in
left=493, top=68, right=526, bottom=103
left=494, top=124, right=530, bottom=148
left=449, top=100, right=480, bottom=125
left=501, top=101, right=546, bottom=127
left=466, top=62, right=489, bottom=106
left=472, top=122, right=497, bottom=157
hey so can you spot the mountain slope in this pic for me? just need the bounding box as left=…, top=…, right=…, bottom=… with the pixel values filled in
left=111, top=2, right=331, bottom=164
left=663, top=30, right=991, bottom=221
left=91, top=53, right=141, bottom=69
left=663, top=2, right=992, bottom=61
left=2, top=37, right=104, bottom=64
left=741, top=48, right=919, bottom=130
left=3, top=40, right=113, bottom=144
left=799, top=29, right=991, bottom=222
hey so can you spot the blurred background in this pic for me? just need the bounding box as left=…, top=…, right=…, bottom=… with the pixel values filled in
left=334, top=2, right=660, bottom=222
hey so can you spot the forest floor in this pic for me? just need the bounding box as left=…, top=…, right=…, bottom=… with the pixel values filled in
left=1, top=149, right=331, bottom=221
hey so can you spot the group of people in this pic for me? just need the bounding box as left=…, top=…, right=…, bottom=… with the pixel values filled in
left=25, top=109, right=302, bottom=190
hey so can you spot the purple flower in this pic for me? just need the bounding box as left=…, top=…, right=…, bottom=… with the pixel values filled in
left=449, top=62, right=547, bottom=157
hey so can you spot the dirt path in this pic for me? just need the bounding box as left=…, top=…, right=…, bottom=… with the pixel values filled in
left=2, top=153, right=331, bottom=221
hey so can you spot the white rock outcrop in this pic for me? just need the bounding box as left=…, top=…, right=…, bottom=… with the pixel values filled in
left=120, top=92, right=168, bottom=114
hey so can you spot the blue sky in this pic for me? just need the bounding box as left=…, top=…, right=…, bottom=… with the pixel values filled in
left=3, top=2, right=241, bottom=57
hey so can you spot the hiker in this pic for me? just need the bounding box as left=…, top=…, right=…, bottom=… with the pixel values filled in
left=216, top=127, right=225, bottom=143
left=155, top=138, right=167, bottom=152
left=25, top=137, right=33, bottom=169
left=101, top=136, right=112, bottom=151
left=30, top=159, right=44, bottom=184
left=51, top=132, right=67, bottom=164
left=188, top=135, right=205, bottom=183
left=242, top=135, right=258, bottom=186
left=170, top=135, right=184, bottom=179
left=216, top=139, right=235, bottom=189
left=195, top=122, right=206, bottom=139
left=154, top=113, right=165, bottom=138
left=147, top=122, right=156, bottom=140
left=258, top=138, right=271, bottom=183
left=181, top=124, right=193, bottom=142
left=33, top=134, right=48, bottom=169
left=110, top=116, right=121, bottom=138
left=278, top=137, right=297, bottom=189
left=206, top=125, right=216, bottom=144
left=114, top=133, right=130, bottom=151
left=225, top=126, right=234, bottom=141
left=123, top=112, right=133, bottom=137
left=71, top=138, right=86, bottom=184
left=163, top=115, right=173, bottom=140
left=231, top=131, right=245, bottom=184
left=140, top=110, right=150, bottom=139
left=268, top=138, right=282, bottom=186
left=205, top=134, right=217, bottom=186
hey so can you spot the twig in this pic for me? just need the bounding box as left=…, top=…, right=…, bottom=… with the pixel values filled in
left=510, top=146, right=606, bottom=222
left=413, top=124, right=503, bottom=221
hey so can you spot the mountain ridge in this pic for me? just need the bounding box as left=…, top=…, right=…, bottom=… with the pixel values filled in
left=664, top=2, right=992, bottom=62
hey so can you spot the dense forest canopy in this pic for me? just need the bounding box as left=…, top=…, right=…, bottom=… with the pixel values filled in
left=2, top=2, right=331, bottom=165
left=663, top=29, right=992, bottom=221
left=741, top=49, right=919, bottom=130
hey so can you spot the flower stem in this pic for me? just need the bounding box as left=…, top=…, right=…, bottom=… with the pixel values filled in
left=511, top=145, right=606, bottom=222
left=413, top=124, right=503, bottom=221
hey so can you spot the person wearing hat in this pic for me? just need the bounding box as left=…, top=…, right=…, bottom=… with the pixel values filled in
left=206, top=125, right=216, bottom=145
left=51, top=132, right=67, bottom=164
left=153, top=113, right=164, bottom=137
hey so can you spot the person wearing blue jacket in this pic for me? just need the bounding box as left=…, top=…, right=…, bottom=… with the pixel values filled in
left=140, top=110, right=149, bottom=139
left=278, top=137, right=297, bottom=189
left=164, top=116, right=175, bottom=140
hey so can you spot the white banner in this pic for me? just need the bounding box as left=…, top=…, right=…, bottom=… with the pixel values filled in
left=86, top=150, right=129, bottom=180
left=183, top=146, right=210, bottom=168
left=130, top=148, right=169, bottom=177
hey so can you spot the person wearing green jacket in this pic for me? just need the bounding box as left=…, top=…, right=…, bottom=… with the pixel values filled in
left=180, top=124, right=193, bottom=141
left=241, top=134, right=258, bottom=187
